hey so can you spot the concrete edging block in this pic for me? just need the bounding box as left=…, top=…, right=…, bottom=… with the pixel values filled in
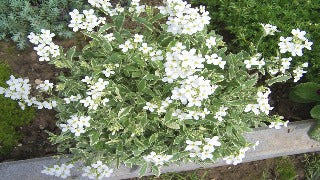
left=0, top=120, right=319, bottom=180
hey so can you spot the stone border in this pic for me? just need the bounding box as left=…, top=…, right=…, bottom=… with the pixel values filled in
left=0, top=120, right=320, bottom=180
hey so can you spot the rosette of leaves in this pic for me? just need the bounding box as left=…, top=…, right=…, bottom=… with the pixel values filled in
left=290, top=82, right=320, bottom=141
left=46, top=2, right=291, bottom=177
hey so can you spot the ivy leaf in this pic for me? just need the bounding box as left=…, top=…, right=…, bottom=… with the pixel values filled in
left=149, top=133, right=158, bottom=144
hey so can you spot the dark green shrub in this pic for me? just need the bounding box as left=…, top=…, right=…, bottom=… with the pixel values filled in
left=0, top=0, right=87, bottom=49
left=192, top=0, right=320, bottom=82
left=289, top=82, right=320, bottom=141
left=0, top=63, right=35, bottom=155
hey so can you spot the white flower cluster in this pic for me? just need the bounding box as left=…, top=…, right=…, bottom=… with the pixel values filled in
left=278, top=28, right=313, bottom=57
left=159, top=0, right=210, bottom=35
left=205, top=53, right=226, bottom=69
left=82, top=161, right=114, bottom=179
left=59, top=115, right=91, bottom=136
left=223, top=141, right=259, bottom=165
left=64, top=94, right=82, bottom=104
left=260, top=23, right=280, bottom=36
left=214, top=106, right=228, bottom=121
left=80, top=77, right=109, bottom=110
left=88, top=0, right=124, bottom=16
left=144, top=98, right=173, bottom=115
left=269, top=120, right=289, bottom=129
left=171, top=75, right=218, bottom=107
left=129, top=0, right=146, bottom=14
left=143, top=152, right=173, bottom=166
left=245, top=88, right=273, bottom=115
left=293, top=62, right=308, bottom=82
left=163, top=42, right=206, bottom=83
left=69, top=9, right=106, bottom=32
left=244, top=53, right=265, bottom=69
left=223, top=147, right=249, bottom=165
left=36, top=80, right=54, bottom=92
left=0, top=75, right=56, bottom=110
left=41, top=164, right=74, bottom=179
left=28, top=29, right=59, bottom=62
left=172, top=108, right=210, bottom=121
left=185, top=137, right=221, bottom=160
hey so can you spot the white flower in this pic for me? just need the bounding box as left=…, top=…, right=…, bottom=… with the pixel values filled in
left=260, top=23, right=280, bottom=36
left=205, top=54, right=226, bottom=69
left=139, top=43, right=153, bottom=54
left=293, top=65, right=308, bottom=82
left=204, top=136, right=221, bottom=147
left=42, top=164, right=74, bottom=179
left=102, top=68, right=115, bottom=77
left=59, top=115, right=91, bottom=136
left=143, top=102, right=158, bottom=112
left=104, top=33, right=115, bottom=42
left=134, top=34, right=144, bottom=43
left=206, top=36, right=216, bottom=48
left=185, top=140, right=202, bottom=151
left=214, top=106, right=228, bottom=121
left=143, top=152, right=173, bottom=166
left=36, top=80, right=54, bottom=92
left=82, top=161, right=113, bottom=179
left=119, top=40, right=133, bottom=52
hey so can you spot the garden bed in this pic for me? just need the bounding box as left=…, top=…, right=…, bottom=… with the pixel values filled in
left=0, top=120, right=319, bottom=179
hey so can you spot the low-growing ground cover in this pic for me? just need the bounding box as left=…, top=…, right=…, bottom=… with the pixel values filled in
left=0, top=0, right=318, bottom=179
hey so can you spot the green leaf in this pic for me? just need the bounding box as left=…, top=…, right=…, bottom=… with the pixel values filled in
left=150, top=13, right=167, bottom=23
left=309, top=122, right=320, bottom=141
left=311, top=105, right=320, bottom=119
left=165, top=109, right=173, bottom=122
left=66, top=46, right=76, bottom=61
left=143, top=74, right=159, bottom=80
left=118, top=107, right=133, bottom=119
left=242, top=74, right=258, bottom=88
left=266, top=74, right=291, bottom=86
left=289, top=82, right=320, bottom=103
left=149, top=133, right=158, bottom=144
left=114, top=13, right=125, bottom=31
left=165, top=122, right=180, bottom=129
left=139, top=162, right=148, bottom=177
left=133, top=17, right=153, bottom=31
left=151, top=165, right=161, bottom=177
left=98, top=24, right=114, bottom=35
left=137, top=79, right=147, bottom=92
left=113, top=31, right=124, bottom=43
left=89, top=131, right=100, bottom=146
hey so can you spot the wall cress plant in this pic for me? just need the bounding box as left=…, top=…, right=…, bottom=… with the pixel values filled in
left=0, top=0, right=313, bottom=179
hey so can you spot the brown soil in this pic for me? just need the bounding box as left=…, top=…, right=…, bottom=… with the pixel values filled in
left=0, top=36, right=85, bottom=162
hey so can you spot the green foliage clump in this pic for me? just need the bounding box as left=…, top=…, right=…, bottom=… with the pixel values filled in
left=304, top=153, right=320, bottom=180
left=0, top=0, right=87, bottom=49
left=0, top=63, right=35, bottom=155
left=192, top=0, right=320, bottom=82
left=290, top=82, right=320, bottom=141
left=275, top=157, right=297, bottom=180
